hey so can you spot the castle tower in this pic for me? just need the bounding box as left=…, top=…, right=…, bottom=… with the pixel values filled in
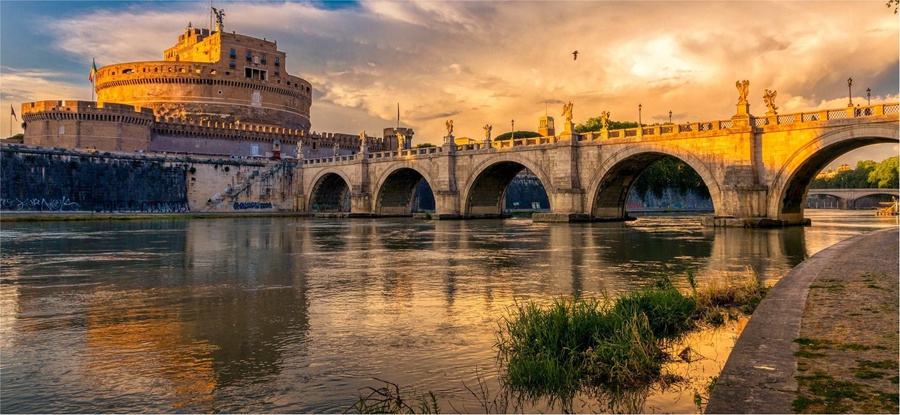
left=383, top=127, right=414, bottom=151
left=538, top=115, right=555, bottom=137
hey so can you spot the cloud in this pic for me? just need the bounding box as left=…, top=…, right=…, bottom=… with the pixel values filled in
left=2, top=0, right=898, bottom=149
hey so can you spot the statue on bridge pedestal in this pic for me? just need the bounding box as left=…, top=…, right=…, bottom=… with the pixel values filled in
left=360, top=131, right=368, bottom=153
left=333, top=141, right=340, bottom=156
left=396, top=131, right=405, bottom=151
left=445, top=119, right=454, bottom=135
left=736, top=80, right=750, bottom=104
left=483, top=124, right=492, bottom=141
left=295, top=140, right=303, bottom=159
left=600, top=111, right=610, bottom=130
left=562, top=101, right=574, bottom=123
left=763, top=89, right=778, bottom=115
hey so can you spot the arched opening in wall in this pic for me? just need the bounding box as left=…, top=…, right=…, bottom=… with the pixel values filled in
left=592, top=154, right=712, bottom=220
left=310, top=173, right=350, bottom=212
left=779, top=141, right=897, bottom=222
left=805, top=194, right=846, bottom=209
left=376, top=168, right=435, bottom=215
left=465, top=162, right=550, bottom=218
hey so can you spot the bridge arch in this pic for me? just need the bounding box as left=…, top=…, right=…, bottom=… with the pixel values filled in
left=373, top=164, right=437, bottom=215
left=587, top=144, right=722, bottom=220
left=769, top=124, right=899, bottom=222
left=308, top=169, right=353, bottom=212
left=461, top=154, right=553, bottom=217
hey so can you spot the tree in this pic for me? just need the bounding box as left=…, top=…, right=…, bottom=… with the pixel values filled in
left=632, top=156, right=710, bottom=199
left=494, top=131, right=541, bottom=141
left=575, top=117, right=638, bottom=133
left=414, top=143, right=435, bottom=148
left=868, top=156, right=899, bottom=188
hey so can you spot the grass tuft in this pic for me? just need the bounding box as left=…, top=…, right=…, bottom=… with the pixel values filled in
left=496, top=271, right=767, bottom=398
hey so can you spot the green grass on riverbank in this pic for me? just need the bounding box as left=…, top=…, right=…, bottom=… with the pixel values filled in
left=496, top=273, right=767, bottom=398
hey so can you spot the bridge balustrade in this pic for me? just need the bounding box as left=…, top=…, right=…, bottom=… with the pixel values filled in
left=298, top=102, right=897, bottom=167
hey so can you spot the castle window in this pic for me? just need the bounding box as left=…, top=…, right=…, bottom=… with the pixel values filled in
left=244, top=68, right=268, bottom=81
left=274, top=57, right=280, bottom=66
left=246, top=51, right=252, bottom=61
left=261, top=54, right=267, bottom=64
left=229, top=60, right=236, bottom=68
left=229, top=48, right=236, bottom=58
left=274, top=71, right=280, bottom=77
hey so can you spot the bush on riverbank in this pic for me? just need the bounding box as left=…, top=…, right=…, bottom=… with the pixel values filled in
left=496, top=273, right=766, bottom=397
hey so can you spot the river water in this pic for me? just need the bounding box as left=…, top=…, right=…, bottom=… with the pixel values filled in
left=1, top=210, right=896, bottom=413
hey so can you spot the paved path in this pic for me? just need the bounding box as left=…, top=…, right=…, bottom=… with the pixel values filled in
left=706, top=227, right=899, bottom=414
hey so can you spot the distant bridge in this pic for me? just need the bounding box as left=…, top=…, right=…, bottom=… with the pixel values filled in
left=807, top=188, right=899, bottom=209
left=293, top=101, right=899, bottom=227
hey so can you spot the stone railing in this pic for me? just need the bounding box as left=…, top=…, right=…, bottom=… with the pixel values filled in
left=298, top=103, right=898, bottom=165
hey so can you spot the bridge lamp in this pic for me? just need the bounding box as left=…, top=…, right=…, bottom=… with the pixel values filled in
left=866, top=88, right=871, bottom=106
left=669, top=110, right=672, bottom=124
left=638, top=104, right=642, bottom=127
left=847, top=77, right=853, bottom=107
left=511, top=119, right=515, bottom=140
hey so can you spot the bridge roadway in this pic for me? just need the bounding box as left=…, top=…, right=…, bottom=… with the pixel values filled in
left=294, top=102, right=899, bottom=227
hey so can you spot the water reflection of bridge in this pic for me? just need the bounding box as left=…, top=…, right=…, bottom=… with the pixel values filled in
left=297, top=101, right=899, bottom=227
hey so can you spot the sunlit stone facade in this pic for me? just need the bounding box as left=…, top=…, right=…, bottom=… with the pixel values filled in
left=21, top=26, right=401, bottom=157
left=95, top=26, right=311, bottom=131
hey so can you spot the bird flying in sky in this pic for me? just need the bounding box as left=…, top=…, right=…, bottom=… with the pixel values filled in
left=572, top=50, right=578, bottom=60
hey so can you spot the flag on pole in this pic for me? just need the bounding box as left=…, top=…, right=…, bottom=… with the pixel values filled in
left=88, top=58, right=97, bottom=82
left=10, top=105, right=17, bottom=121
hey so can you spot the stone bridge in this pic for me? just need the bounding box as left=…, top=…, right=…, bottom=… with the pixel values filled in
left=293, top=102, right=899, bottom=226
left=807, top=188, right=899, bottom=209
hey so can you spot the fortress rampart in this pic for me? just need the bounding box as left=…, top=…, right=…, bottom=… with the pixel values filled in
left=21, top=100, right=391, bottom=157
left=95, top=60, right=311, bottom=130
left=21, top=100, right=155, bottom=152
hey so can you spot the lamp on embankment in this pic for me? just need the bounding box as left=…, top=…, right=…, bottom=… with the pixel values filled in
left=866, top=88, right=871, bottom=106
left=847, top=77, right=853, bottom=107
left=668, top=110, right=672, bottom=124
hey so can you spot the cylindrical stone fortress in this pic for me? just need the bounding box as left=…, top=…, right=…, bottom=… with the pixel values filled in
left=95, top=27, right=312, bottom=131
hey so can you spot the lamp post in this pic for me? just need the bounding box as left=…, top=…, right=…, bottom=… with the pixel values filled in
left=668, top=110, right=672, bottom=124
left=847, top=77, right=853, bottom=107
left=866, top=88, right=871, bottom=106
left=638, top=104, right=642, bottom=127
left=511, top=119, right=515, bottom=141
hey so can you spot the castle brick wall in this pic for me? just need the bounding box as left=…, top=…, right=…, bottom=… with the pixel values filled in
left=21, top=101, right=153, bottom=152
left=1, top=144, right=300, bottom=213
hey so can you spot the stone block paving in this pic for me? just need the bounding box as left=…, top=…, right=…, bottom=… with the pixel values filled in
left=706, top=227, right=899, bottom=414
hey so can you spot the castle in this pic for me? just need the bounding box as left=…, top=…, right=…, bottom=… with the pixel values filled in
left=20, top=18, right=412, bottom=158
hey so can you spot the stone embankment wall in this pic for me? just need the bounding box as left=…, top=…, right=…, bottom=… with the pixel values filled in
left=0, top=145, right=298, bottom=213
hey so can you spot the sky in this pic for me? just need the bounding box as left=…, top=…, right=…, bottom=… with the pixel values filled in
left=1, top=0, right=898, bottom=168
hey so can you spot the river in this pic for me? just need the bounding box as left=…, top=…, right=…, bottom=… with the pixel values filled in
left=1, top=210, right=896, bottom=413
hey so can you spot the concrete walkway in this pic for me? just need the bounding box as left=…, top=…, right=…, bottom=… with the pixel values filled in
left=706, top=226, right=899, bottom=414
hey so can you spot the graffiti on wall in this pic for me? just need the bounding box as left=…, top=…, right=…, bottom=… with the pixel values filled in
left=0, top=197, right=80, bottom=211
left=233, top=201, right=273, bottom=210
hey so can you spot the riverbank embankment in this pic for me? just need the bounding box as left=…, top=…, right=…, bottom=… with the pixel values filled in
left=0, top=211, right=341, bottom=222
left=706, top=227, right=899, bottom=413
